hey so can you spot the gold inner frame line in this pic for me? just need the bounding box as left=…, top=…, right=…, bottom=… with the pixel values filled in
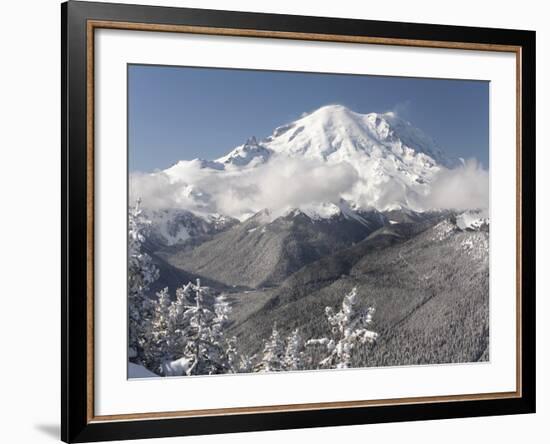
left=86, top=19, right=523, bottom=423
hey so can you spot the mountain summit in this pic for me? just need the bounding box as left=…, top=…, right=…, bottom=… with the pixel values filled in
left=213, top=104, right=458, bottom=169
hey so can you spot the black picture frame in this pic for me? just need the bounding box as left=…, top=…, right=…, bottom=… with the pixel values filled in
left=61, top=1, right=536, bottom=442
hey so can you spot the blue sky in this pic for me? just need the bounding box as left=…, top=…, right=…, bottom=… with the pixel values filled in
left=128, top=64, right=489, bottom=172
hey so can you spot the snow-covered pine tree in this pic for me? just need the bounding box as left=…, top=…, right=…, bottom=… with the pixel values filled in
left=224, top=336, right=257, bottom=373
left=157, top=282, right=196, bottom=376
left=166, top=282, right=195, bottom=354
left=257, top=324, right=285, bottom=372
left=224, top=336, right=239, bottom=373
left=213, top=294, right=247, bottom=373
left=143, top=287, right=172, bottom=371
left=177, top=280, right=234, bottom=375
left=128, top=199, right=159, bottom=364
left=306, top=287, right=378, bottom=369
left=283, top=329, right=304, bottom=371
left=236, top=353, right=257, bottom=374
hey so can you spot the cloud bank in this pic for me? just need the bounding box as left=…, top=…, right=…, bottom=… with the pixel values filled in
left=130, top=157, right=488, bottom=219
left=415, top=159, right=489, bottom=211
left=131, top=157, right=359, bottom=220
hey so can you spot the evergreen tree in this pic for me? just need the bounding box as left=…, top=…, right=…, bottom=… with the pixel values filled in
left=258, top=324, right=285, bottom=372
left=225, top=336, right=239, bottom=373
left=178, top=280, right=234, bottom=375
left=236, top=353, right=257, bottom=374
left=166, top=282, right=195, bottom=356
left=307, top=287, right=378, bottom=369
left=154, top=283, right=194, bottom=376
left=128, top=199, right=159, bottom=364
left=141, top=280, right=243, bottom=376
left=224, top=336, right=256, bottom=373
left=283, top=329, right=305, bottom=371
left=143, top=287, right=172, bottom=371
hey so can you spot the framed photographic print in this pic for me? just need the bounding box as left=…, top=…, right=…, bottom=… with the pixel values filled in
left=61, top=1, right=536, bottom=442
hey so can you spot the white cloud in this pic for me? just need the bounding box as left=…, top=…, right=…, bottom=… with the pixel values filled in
left=414, top=159, right=489, bottom=211
left=131, top=157, right=359, bottom=220
left=131, top=156, right=488, bottom=219
left=129, top=171, right=192, bottom=210
left=385, top=101, right=412, bottom=120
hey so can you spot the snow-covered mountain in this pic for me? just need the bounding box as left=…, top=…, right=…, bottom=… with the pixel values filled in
left=163, top=205, right=389, bottom=288
left=215, top=104, right=458, bottom=169
left=145, top=208, right=238, bottom=246
left=454, top=209, right=489, bottom=232
left=131, top=104, right=481, bottom=242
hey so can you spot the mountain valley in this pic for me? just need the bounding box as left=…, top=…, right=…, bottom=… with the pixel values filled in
left=133, top=104, right=490, bottom=369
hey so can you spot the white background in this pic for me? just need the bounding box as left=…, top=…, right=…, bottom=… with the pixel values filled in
left=0, top=0, right=547, bottom=443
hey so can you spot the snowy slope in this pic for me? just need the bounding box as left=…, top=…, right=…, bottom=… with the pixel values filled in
left=145, top=208, right=238, bottom=246
left=216, top=136, right=273, bottom=167
left=263, top=105, right=456, bottom=166
left=213, top=105, right=457, bottom=169
left=128, top=362, right=158, bottom=378
left=455, top=210, right=490, bottom=231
